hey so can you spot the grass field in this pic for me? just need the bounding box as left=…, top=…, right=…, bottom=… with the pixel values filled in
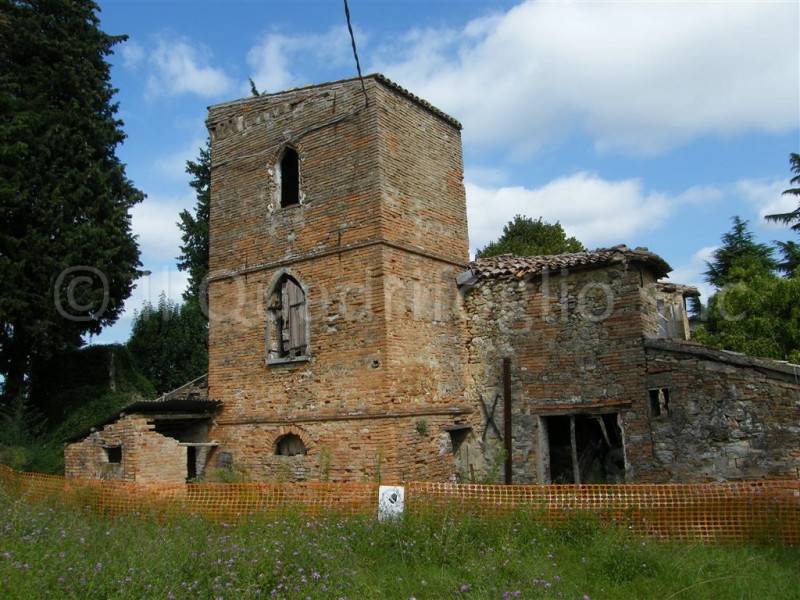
left=1, top=488, right=799, bottom=600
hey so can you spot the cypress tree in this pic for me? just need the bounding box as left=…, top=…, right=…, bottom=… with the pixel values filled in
left=177, top=140, right=210, bottom=304
left=0, top=1, right=143, bottom=407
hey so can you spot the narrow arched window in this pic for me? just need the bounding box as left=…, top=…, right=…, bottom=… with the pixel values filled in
left=280, top=147, right=299, bottom=207
left=267, top=275, right=308, bottom=361
left=276, top=433, right=306, bottom=456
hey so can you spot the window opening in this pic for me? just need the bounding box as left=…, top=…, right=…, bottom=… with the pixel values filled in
left=280, top=147, right=299, bottom=207
left=276, top=433, right=307, bottom=456
left=649, top=388, right=670, bottom=417
left=657, top=299, right=686, bottom=339
left=187, top=446, right=197, bottom=481
left=104, top=446, right=122, bottom=464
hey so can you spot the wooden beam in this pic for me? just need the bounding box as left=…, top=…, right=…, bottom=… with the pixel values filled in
left=594, top=416, right=612, bottom=447
left=502, top=357, right=513, bottom=485
left=177, top=442, right=219, bottom=447
left=570, top=415, right=581, bottom=486
left=143, top=414, right=214, bottom=421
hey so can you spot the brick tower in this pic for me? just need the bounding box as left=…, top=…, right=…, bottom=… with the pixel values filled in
left=206, top=75, right=471, bottom=481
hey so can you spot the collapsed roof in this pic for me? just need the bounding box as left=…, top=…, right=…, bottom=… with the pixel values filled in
left=65, top=374, right=218, bottom=443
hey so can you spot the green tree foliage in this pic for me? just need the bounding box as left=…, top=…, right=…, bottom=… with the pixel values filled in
left=0, top=0, right=142, bottom=407
left=476, top=215, right=585, bottom=258
left=774, top=240, right=800, bottom=277
left=765, top=152, right=800, bottom=232
left=694, top=261, right=800, bottom=363
left=177, top=140, right=210, bottom=304
left=1, top=344, right=154, bottom=474
left=703, top=217, right=776, bottom=288
left=127, top=295, right=207, bottom=394
left=696, top=217, right=799, bottom=362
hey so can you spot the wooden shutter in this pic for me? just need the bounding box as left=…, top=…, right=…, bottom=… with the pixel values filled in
left=285, top=278, right=307, bottom=355
left=281, top=281, right=291, bottom=353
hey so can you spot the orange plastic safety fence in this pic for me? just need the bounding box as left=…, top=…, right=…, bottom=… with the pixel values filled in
left=0, top=466, right=377, bottom=519
left=1, top=466, right=797, bottom=544
left=406, top=480, right=800, bottom=545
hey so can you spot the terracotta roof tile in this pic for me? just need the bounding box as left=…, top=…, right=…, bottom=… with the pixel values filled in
left=463, top=245, right=672, bottom=283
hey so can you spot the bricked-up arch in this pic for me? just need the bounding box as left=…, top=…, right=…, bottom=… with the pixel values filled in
left=266, top=272, right=309, bottom=362
left=279, top=146, right=299, bottom=207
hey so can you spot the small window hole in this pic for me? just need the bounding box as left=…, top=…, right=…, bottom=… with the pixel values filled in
left=648, top=388, right=670, bottom=418
left=104, top=446, right=122, bottom=464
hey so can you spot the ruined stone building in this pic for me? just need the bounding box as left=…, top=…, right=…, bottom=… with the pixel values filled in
left=66, top=75, right=800, bottom=485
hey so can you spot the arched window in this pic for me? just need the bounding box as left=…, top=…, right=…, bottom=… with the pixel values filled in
left=267, top=274, right=309, bottom=361
left=280, top=147, right=299, bottom=207
left=276, top=433, right=306, bottom=456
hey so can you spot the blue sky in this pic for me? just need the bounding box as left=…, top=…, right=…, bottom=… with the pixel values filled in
left=93, top=0, right=800, bottom=344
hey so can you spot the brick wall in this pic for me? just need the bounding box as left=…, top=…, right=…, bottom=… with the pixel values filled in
left=65, top=416, right=187, bottom=484
left=205, top=76, right=471, bottom=482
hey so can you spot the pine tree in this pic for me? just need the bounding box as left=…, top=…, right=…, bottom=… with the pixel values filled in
left=765, top=152, right=800, bottom=232
left=0, top=1, right=143, bottom=407
left=476, top=215, right=585, bottom=258
left=703, top=217, right=776, bottom=288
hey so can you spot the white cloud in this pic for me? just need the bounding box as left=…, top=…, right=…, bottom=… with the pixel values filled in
left=247, top=26, right=364, bottom=94
left=131, top=194, right=195, bottom=263
left=466, top=172, right=719, bottom=254
left=668, top=246, right=717, bottom=301
left=372, top=1, right=799, bottom=156
left=128, top=269, right=190, bottom=310
left=120, top=39, right=144, bottom=69
left=146, top=36, right=232, bottom=98
left=735, top=178, right=798, bottom=229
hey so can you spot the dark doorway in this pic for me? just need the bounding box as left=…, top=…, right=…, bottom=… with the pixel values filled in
left=187, top=446, right=197, bottom=481
left=543, top=413, right=625, bottom=484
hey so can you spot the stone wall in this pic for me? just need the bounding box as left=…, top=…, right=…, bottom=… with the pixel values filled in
left=645, top=340, right=800, bottom=481
left=205, top=76, right=471, bottom=482
left=65, top=416, right=187, bottom=483
left=463, top=263, right=664, bottom=483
